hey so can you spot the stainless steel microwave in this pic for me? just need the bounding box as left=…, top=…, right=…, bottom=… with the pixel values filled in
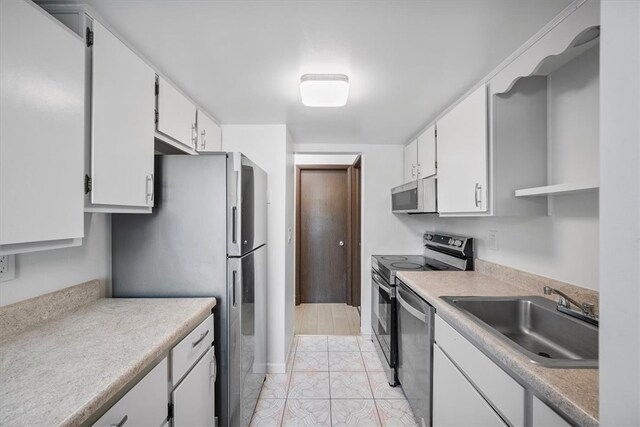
left=391, top=177, right=437, bottom=214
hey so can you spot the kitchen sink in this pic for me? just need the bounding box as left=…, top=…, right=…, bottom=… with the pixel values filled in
left=441, top=296, right=598, bottom=368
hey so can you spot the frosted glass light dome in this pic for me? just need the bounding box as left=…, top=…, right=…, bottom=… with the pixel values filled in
left=300, top=74, right=349, bottom=107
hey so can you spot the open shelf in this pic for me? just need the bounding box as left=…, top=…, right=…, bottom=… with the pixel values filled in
left=515, top=182, right=599, bottom=197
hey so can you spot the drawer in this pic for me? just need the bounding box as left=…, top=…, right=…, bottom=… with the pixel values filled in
left=172, top=314, right=214, bottom=384
left=435, top=315, right=526, bottom=427
left=94, top=357, right=168, bottom=426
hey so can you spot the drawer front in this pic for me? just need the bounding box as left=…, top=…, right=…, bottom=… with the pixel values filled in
left=93, top=357, right=168, bottom=426
left=172, top=314, right=214, bottom=384
left=435, top=315, right=525, bottom=427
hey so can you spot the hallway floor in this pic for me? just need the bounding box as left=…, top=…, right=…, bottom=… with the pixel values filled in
left=250, top=335, right=418, bottom=426
left=295, top=304, right=361, bottom=335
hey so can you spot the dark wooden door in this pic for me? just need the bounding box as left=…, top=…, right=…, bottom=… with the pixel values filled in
left=299, top=169, right=349, bottom=303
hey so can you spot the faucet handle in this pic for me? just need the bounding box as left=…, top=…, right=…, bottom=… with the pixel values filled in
left=558, top=296, right=570, bottom=308
left=582, top=303, right=595, bottom=316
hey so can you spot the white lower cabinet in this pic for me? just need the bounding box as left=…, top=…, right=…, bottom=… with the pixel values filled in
left=533, top=396, right=571, bottom=427
left=172, top=346, right=216, bottom=427
left=94, top=357, right=169, bottom=427
left=433, top=344, right=507, bottom=427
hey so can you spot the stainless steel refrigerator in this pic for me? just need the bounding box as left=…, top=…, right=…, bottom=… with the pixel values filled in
left=112, top=153, right=267, bottom=427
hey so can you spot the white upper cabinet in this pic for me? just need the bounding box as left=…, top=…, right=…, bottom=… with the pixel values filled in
left=437, top=85, right=488, bottom=214
left=197, top=110, right=222, bottom=153
left=403, top=139, right=418, bottom=183
left=157, top=77, right=198, bottom=151
left=0, top=0, right=84, bottom=254
left=91, top=21, right=156, bottom=209
left=417, top=125, right=436, bottom=179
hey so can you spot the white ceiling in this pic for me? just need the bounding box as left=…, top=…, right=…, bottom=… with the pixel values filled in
left=44, top=0, right=571, bottom=145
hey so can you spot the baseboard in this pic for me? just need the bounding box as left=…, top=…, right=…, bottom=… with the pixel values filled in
left=266, top=362, right=287, bottom=374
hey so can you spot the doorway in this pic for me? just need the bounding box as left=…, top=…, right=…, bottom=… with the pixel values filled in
left=294, top=155, right=362, bottom=335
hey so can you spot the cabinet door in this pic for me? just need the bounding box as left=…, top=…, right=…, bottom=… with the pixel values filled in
left=197, top=110, right=222, bottom=152
left=433, top=344, right=507, bottom=427
left=0, top=0, right=84, bottom=246
left=94, top=358, right=168, bottom=427
left=172, top=346, right=216, bottom=427
left=404, top=139, right=418, bottom=183
left=437, top=85, right=488, bottom=213
left=532, top=396, right=571, bottom=427
left=157, top=76, right=197, bottom=149
left=92, top=20, right=155, bottom=207
left=417, top=125, right=436, bottom=179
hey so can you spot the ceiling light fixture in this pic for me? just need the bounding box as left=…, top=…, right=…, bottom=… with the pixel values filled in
left=300, top=74, right=349, bottom=107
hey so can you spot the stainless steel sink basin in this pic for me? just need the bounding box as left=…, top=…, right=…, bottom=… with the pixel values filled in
left=441, top=296, right=598, bottom=368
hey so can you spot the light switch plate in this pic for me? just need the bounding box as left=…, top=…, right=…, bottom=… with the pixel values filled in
left=0, top=255, right=15, bottom=282
left=488, top=230, right=499, bottom=251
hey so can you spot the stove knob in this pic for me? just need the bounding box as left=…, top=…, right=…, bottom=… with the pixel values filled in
left=448, top=238, right=454, bottom=244
left=425, top=235, right=432, bottom=240
left=455, top=240, right=462, bottom=247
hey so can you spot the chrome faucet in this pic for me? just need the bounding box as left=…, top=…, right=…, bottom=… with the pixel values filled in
left=543, top=286, right=598, bottom=326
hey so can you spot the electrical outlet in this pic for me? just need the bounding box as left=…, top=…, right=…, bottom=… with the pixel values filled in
left=488, top=230, right=499, bottom=251
left=0, top=255, right=15, bottom=282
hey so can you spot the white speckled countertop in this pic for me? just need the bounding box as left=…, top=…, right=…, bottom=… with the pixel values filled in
left=0, top=297, right=216, bottom=426
left=397, top=270, right=598, bottom=427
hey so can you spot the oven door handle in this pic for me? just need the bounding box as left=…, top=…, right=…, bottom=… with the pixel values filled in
left=397, top=292, right=428, bottom=323
left=371, top=271, right=392, bottom=294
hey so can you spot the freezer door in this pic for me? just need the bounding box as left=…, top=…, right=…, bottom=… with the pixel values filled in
left=227, top=154, right=268, bottom=256
left=227, top=246, right=267, bottom=427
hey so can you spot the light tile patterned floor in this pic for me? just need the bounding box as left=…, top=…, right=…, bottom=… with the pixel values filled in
left=250, top=335, right=418, bottom=427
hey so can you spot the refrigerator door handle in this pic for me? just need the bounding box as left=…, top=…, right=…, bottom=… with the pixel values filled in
left=232, top=206, right=237, bottom=243
left=232, top=270, right=237, bottom=307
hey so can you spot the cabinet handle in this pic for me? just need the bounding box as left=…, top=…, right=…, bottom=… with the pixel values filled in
left=110, top=415, right=128, bottom=427
left=192, top=329, right=210, bottom=347
left=201, top=129, right=207, bottom=150
left=231, top=207, right=237, bottom=243
left=211, top=352, right=217, bottom=382
left=145, top=175, right=153, bottom=204
left=474, top=183, right=482, bottom=208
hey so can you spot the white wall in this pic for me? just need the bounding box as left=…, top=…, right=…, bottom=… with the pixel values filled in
left=426, top=193, right=599, bottom=289
left=295, top=154, right=358, bottom=165
left=294, top=143, right=429, bottom=334
left=284, top=129, right=295, bottom=362
left=0, top=213, right=111, bottom=306
left=222, top=124, right=294, bottom=372
left=599, top=1, right=640, bottom=425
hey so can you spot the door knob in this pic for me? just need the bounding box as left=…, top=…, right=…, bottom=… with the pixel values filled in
left=339, top=241, right=344, bottom=247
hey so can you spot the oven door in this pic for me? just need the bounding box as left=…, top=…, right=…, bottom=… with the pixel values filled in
left=371, top=269, right=397, bottom=383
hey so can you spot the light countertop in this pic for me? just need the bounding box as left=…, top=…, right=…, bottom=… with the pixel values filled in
left=397, top=270, right=598, bottom=427
left=0, top=297, right=216, bottom=426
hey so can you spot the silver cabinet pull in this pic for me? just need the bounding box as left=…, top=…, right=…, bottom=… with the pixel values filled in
left=150, top=173, right=154, bottom=203
left=210, top=352, right=217, bottom=381
left=110, top=415, right=128, bottom=427
left=474, top=183, right=482, bottom=208
left=192, top=329, right=210, bottom=347
left=201, top=129, right=207, bottom=150
left=339, top=240, right=344, bottom=247
left=145, top=175, right=153, bottom=204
